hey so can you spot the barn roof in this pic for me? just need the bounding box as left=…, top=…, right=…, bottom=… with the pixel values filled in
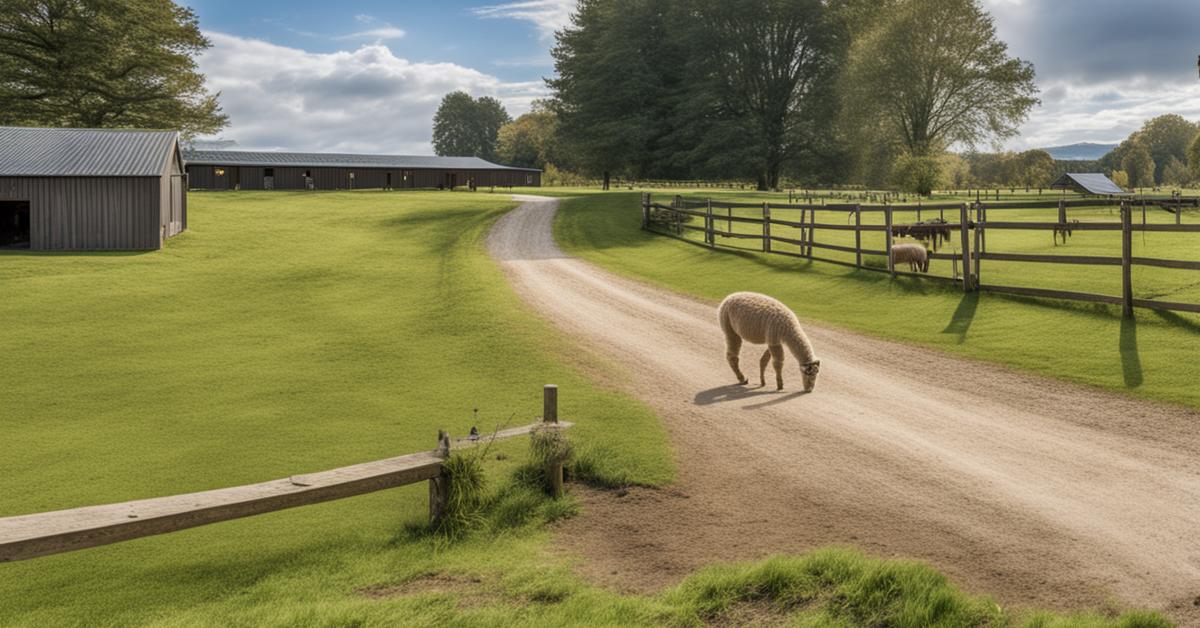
left=1050, top=173, right=1130, bottom=196
left=0, top=126, right=179, bottom=177
left=181, top=150, right=541, bottom=172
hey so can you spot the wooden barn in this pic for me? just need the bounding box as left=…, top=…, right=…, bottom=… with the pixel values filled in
left=182, top=150, right=541, bottom=191
left=0, top=127, right=186, bottom=251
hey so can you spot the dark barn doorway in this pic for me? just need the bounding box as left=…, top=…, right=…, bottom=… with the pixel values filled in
left=0, top=200, right=31, bottom=248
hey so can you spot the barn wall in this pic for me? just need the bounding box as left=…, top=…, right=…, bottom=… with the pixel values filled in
left=185, top=165, right=541, bottom=190
left=0, top=177, right=164, bottom=250
left=160, top=149, right=187, bottom=239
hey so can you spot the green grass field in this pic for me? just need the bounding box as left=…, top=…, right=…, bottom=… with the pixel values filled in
left=0, top=189, right=1174, bottom=626
left=553, top=190, right=1200, bottom=409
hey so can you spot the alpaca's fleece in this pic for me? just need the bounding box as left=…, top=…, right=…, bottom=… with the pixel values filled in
left=718, top=292, right=820, bottom=392
left=891, top=243, right=929, bottom=272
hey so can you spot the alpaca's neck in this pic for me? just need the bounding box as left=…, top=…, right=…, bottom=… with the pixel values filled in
left=783, top=325, right=815, bottom=364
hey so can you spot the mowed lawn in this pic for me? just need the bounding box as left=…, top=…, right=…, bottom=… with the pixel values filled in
left=0, top=190, right=672, bottom=626
left=554, top=191, right=1200, bottom=408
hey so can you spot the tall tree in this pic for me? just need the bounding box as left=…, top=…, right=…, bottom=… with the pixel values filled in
left=1014, top=149, right=1055, bottom=190
left=843, top=0, right=1038, bottom=158
left=549, top=0, right=678, bottom=189
left=0, top=0, right=227, bottom=136
left=432, top=91, right=511, bottom=160
left=1102, top=114, right=1199, bottom=184
left=1162, top=156, right=1190, bottom=187
left=1121, top=143, right=1155, bottom=189
left=496, top=102, right=561, bottom=170
left=687, top=0, right=844, bottom=190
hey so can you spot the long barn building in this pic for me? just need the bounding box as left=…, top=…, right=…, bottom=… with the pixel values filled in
left=183, top=150, right=541, bottom=191
left=0, top=126, right=186, bottom=251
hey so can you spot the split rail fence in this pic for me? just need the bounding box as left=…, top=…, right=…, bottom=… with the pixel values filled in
left=641, top=194, right=1200, bottom=317
left=0, top=385, right=571, bottom=563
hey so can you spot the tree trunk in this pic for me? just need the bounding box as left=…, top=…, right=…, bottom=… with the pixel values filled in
left=602, top=171, right=610, bottom=191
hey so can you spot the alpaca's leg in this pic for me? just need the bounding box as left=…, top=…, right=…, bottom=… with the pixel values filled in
left=759, top=349, right=772, bottom=387
left=770, top=345, right=785, bottom=390
left=724, top=329, right=747, bottom=385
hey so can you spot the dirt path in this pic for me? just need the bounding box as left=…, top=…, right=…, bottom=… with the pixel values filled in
left=488, top=196, right=1200, bottom=622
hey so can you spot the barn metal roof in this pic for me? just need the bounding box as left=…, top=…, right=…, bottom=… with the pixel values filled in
left=181, top=149, right=541, bottom=172
left=1050, top=173, right=1130, bottom=196
left=0, top=126, right=178, bottom=176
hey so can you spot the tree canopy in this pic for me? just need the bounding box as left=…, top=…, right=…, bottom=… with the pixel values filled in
left=496, top=102, right=562, bottom=170
left=432, top=91, right=511, bottom=161
left=1102, top=114, right=1200, bottom=185
left=0, top=0, right=227, bottom=136
left=842, top=0, right=1038, bottom=159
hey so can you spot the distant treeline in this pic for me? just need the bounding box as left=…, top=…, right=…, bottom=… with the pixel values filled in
left=439, top=0, right=1200, bottom=193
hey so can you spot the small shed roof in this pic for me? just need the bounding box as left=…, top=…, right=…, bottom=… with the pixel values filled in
left=182, top=150, right=542, bottom=172
left=1050, top=173, right=1130, bottom=196
left=0, top=126, right=178, bottom=177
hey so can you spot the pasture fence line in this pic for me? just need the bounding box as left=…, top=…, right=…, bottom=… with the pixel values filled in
left=0, top=385, right=571, bottom=563
left=640, top=193, right=1200, bottom=317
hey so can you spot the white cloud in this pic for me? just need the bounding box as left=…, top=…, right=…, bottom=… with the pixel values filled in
left=985, top=0, right=1200, bottom=150
left=334, top=26, right=407, bottom=40
left=471, top=0, right=575, bottom=39
left=197, top=32, right=547, bottom=153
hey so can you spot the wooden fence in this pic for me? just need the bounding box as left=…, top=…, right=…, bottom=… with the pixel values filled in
left=641, top=194, right=1200, bottom=317
left=0, top=385, right=571, bottom=563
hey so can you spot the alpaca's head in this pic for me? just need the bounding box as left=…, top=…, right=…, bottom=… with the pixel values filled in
left=801, top=360, right=821, bottom=392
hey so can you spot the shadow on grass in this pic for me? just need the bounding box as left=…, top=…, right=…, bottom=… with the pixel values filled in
left=1151, top=309, right=1200, bottom=334
left=0, top=248, right=152, bottom=258
left=941, top=293, right=980, bottom=344
left=1120, top=316, right=1143, bottom=388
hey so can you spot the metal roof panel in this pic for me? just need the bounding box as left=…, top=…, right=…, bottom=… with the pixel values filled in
left=0, top=127, right=177, bottom=176
left=181, top=150, right=541, bottom=172
left=1050, top=173, right=1130, bottom=196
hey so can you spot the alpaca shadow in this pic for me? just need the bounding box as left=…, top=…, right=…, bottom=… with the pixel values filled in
left=693, top=383, right=808, bottom=409
left=1120, top=316, right=1143, bottom=388
left=941, top=292, right=979, bottom=344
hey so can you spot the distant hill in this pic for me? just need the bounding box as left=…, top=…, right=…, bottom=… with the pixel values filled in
left=1040, top=142, right=1117, bottom=161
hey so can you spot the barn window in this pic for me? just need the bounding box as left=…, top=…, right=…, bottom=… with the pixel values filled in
left=264, top=168, right=275, bottom=177
left=214, top=167, right=226, bottom=177
left=304, top=170, right=312, bottom=178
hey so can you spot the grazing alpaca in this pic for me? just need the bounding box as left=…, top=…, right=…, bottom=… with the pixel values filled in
left=891, top=243, right=929, bottom=273
left=1053, top=220, right=1079, bottom=246
left=718, top=292, right=821, bottom=392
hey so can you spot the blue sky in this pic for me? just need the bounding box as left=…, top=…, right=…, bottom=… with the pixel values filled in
left=185, top=0, right=1200, bottom=155
left=187, top=1, right=557, bottom=84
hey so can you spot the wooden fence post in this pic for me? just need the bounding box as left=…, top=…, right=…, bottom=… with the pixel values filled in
left=429, top=430, right=452, bottom=526
left=543, top=385, right=563, bottom=498
left=762, top=202, right=771, bottom=252
left=1121, top=202, right=1134, bottom=318
left=1057, top=198, right=1067, bottom=225
left=706, top=199, right=714, bottom=246
left=885, top=205, right=894, bottom=276
left=641, top=193, right=650, bottom=230
left=806, top=207, right=815, bottom=258
left=959, top=203, right=973, bottom=291
left=854, top=204, right=862, bottom=269
left=972, top=202, right=982, bottom=283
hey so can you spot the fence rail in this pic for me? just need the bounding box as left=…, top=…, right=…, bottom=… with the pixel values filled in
left=641, top=194, right=1200, bottom=317
left=0, top=386, right=571, bottom=563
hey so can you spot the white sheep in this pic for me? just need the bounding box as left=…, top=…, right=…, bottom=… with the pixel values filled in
left=718, top=292, right=821, bottom=392
left=890, top=243, right=929, bottom=273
